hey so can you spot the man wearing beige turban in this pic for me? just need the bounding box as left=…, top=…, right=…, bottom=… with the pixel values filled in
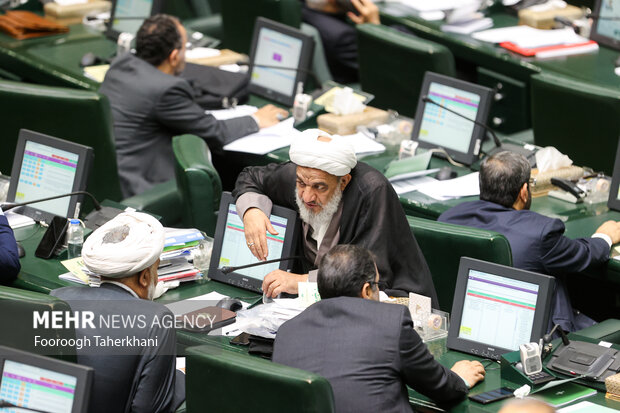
left=52, top=212, right=184, bottom=413
left=233, top=129, right=438, bottom=305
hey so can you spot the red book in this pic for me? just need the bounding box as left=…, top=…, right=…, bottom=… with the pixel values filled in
left=500, top=40, right=598, bottom=57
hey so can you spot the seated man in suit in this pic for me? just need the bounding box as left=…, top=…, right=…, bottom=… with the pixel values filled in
left=0, top=208, right=20, bottom=284
left=233, top=129, right=438, bottom=306
left=100, top=14, right=288, bottom=197
left=439, top=151, right=620, bottom=331
left=302, top=0, right=380, bottom=83
left=273, top=244, right=485, bottom=412
left=52, top=212, right=184, bottom=413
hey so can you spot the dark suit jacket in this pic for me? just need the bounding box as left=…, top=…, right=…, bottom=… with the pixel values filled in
left=439, top=200, right=609, bottom=331
left=438, top=200, right=609, bottom=275
left=99, top=53, right=259, bottom=197
left=301, top=5, right=359, bottom=84
left=52, top=283, right=185, bottom=413
left=273, top=297, right=468, bottom=413
left=0, top=215, right=20, bottom=284
left=233, top=161, right=438, bottom=306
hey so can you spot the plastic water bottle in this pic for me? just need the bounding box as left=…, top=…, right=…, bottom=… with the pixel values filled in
left=67, top=219, right=84, bottom=259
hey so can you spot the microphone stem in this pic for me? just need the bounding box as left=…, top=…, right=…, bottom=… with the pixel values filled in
left=221, top=256, right=300, bottom=273
left=2, top=191, right=101, bottom=212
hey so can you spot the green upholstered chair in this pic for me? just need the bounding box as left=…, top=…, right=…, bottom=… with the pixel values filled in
left=530, top=72, right=620, bottom=175
left=185, top=344, right=335, bottom=413
left=0, top=285, right=76, bottom=360
left=172, top=134, right=222, bottom=237
left=0, top=80, right=180, bottom=223
left=408, top=216, right=513, bottom=312
left=220, top=0, right=302, bottom=54
left=575, top=319, right=620, bottom=345
left=164, top=0, right=223, bottom=39
left=356, top=24, right=456, bottom=117
left=0, top=80, right=122, bottom=203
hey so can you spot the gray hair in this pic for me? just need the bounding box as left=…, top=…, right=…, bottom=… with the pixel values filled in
left=479, top=151, right=531, bottom=208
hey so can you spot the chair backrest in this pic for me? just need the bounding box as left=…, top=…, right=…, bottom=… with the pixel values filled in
left=0, top=80, right=123, bottom=203
left=221, top=0, right=302, bottom=54
left=356, top=24, right=456, bottom=117
left=531, top=72, right=620, bottom=175
left=172, top=134, right=222, bottom=237
left=408, top=216, right=512, bottom=312
left=186, top=344, right=335, bottom=413
left=0, top=285, right=76, bottom=359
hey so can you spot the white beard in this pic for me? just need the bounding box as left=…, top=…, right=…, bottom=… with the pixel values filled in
left=295, top=187, right=342, bottom=233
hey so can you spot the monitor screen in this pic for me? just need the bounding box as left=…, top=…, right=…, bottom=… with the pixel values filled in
left=7, top=130, right=93, bottom=224
left=0, top=360, right=77, bottom=413
left=0, top=345, right=93, bottom=413
left=107, top=0, right=162, bottom=38
left=208, top=192, right=300, bottom=293
left=448, top=258, right=555, bottom=360
left=14, top=141, right=80, bottom=217
left=411, top=72, right=493, bottom=166
left=591, top=0, right=620, bottom=51
left=248, top=17, right=314, bottom=107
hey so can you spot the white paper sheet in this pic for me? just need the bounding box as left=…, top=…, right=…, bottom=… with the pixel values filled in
left=472, top=26, right=587, bottom=48
left=5, top=211, right=35, bottom=229
left=385, top=0, right=480, bottom=12
left=185, top=47, right=221, bottom=60
left=223, top=118, right=300, bottom=155
left=390, top=176, right=437, bottom=195
left=338, top=132, right=386, bottom=155
left=206, top=105, right=258, bottom=120
left=415, top=172, right=480, bottom=200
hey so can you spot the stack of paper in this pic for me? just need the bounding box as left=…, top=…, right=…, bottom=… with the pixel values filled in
left=223, top=118, right=301, bottom=155
left=161, top=228, right=204, bottom=260
left=158, top=256, right=201, bottom=283
left=5, top=211, right=35, bottom=229
left=415, top=172, right=480, bottom=200
left=338, top=132, right=386, bottom=155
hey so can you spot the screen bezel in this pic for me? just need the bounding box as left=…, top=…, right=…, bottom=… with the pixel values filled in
left=7, top=129, right=94, bottom=224
left=590, top=0, right=620, bottom=52
left=207, top=192, right=300, bottom=293
left=410, top=71, right=493, bottom=166
left=248, top=17, right=315, bottom=107
left=607, top=137, right=620, bottom=211
left=447, top=257, right=555, bottom=360
left=0, top=345, right=93, bottom=413
left=105, top=0, right=164, bottom=41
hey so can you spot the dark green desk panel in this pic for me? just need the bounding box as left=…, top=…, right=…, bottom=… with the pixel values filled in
left=0, top=24, right=114, bottom=90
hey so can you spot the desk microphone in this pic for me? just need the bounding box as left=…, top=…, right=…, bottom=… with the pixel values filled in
left=421, top=95, right=537, bottom=163
left=1, top=191, right=101, bottom=213
left=220, top=256, right=301, bottom=274
left=543, top=324, right=571, bottom=347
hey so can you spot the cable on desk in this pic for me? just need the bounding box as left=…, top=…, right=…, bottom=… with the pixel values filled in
left=15, top=222, right=43, bottom=243
left=428, top=148, right=467, bottom=168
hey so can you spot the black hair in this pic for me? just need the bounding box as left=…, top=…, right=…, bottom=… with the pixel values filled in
left=317, top=245, right=377, bottom=299
left=479, top=151, right=531, bottom=208
left=135, top=14, right=183, bottom=67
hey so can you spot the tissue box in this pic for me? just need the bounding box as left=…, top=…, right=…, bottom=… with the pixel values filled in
left=317, top=106, right=389, bottom=135
left=606, top=373, right=620, bottom=402
left=518, top=5, right=582, bottom=30
left=44, top=1, right=111, bottom=25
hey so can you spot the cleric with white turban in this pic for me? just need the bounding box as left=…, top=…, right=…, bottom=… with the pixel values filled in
left=82, top=211, right=164, bottom=278
left=232, top=127, right=438, bottom=306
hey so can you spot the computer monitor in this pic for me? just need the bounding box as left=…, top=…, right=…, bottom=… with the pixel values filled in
left=106, top=0, right=164, bottom=40
left=448, top=257, right=555, bottom=360
left=410, top=72, right=493, bottom=166
left=6, top=129, right=94, bottom=224
left=248, top=17, right=314, bottom=107
left=607, top=139, right=620, bottom=211
left=0, top=345, right=93, bottom=413
left=590, top=0, right=620, bottom=51
left=208, top=192, right=300, bottom=293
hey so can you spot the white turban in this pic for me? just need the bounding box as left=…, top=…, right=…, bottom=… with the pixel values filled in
left=289, top=129, right=357, bottom=176
left=81, top=211, right=164, bottom=278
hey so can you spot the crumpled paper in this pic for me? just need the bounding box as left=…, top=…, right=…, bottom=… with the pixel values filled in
left=332, top=87, right=366, bottom=115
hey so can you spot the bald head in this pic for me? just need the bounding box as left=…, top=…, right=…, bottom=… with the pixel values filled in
left=498, top=398, right=555, bottom=413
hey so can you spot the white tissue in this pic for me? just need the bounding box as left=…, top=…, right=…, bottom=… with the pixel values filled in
left=332, top=87, right=366, bottom=115
left=514, top=384, right=531, bottom=399
left=535, top=146, right=573, bottom=172
left=153, top=280, right=180, bottom=299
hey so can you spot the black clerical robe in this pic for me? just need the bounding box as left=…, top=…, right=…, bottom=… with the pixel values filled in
left=233, top=161, right=438, bottom=306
